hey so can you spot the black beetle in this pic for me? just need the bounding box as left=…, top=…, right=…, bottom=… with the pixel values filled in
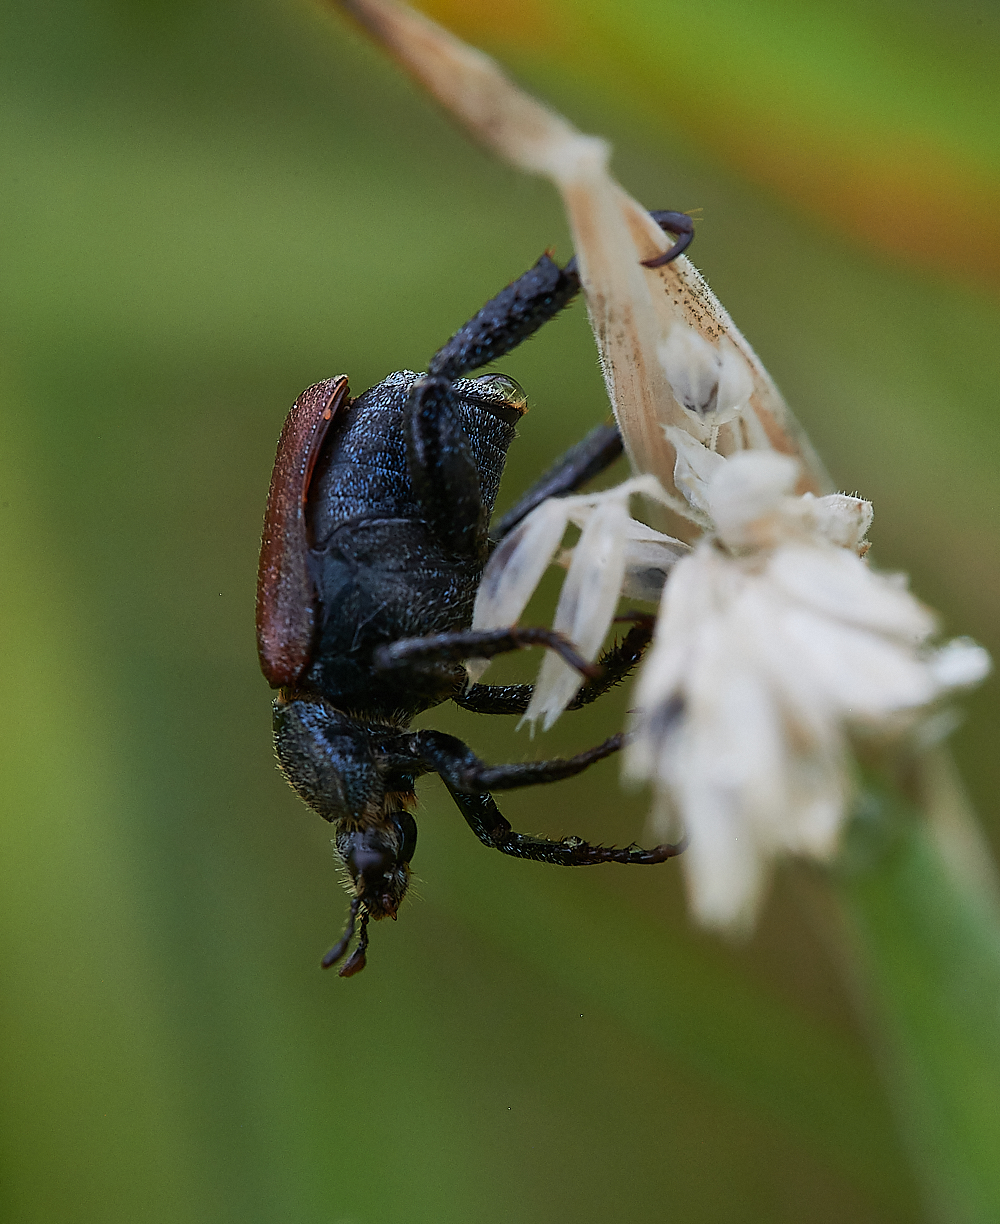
left=256, top=211, right=693, bottom=975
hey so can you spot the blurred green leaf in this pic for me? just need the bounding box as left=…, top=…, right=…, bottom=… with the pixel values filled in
left=838, top=780, right=1000, bottom=1224
left=422, top=0, right=1000, bottom=284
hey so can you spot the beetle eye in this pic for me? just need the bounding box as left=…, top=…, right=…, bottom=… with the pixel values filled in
left=390, top=812, right=418, bottom=864
left=469, top=374, right=528, bottom=415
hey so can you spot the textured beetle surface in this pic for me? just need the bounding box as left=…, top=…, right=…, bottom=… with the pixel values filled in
left=257, top=213, right=694, bottom=976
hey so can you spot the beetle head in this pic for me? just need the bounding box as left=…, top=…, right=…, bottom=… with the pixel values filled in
left=320, top=805, right=417, bottom=976
left=335, top=807, right=417, bottom=920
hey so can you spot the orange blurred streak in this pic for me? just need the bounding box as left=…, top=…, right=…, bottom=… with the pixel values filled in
left=421, top=0, right=1000, bottom=289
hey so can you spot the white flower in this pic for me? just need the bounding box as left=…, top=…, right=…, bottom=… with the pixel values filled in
left=623, top=447, right=991, bottom=929
left=477, top=430, right=989, bottom=931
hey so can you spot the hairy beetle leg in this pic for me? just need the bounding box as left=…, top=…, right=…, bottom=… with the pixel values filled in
left=413, top=727, right=624, bottom=793
left=408, top=728, right=682, bottom=867
left=427, top=254, right=582, bottom=381
left=445, top=787, right=683, bottom=867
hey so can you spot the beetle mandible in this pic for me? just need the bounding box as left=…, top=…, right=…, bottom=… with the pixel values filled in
left=256, top=211, right=694, bottom=976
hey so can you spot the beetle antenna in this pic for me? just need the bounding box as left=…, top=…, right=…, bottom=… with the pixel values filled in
left=338, top=911, right=370, bottom=978
left=321, top=896, right=360, bottom=969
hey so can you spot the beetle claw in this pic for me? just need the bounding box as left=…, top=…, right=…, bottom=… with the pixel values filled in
left=640, top=210, right=695, bottom=268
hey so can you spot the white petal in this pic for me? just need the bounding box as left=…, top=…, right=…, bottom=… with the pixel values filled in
left=679, top=781, right=767, bottom=931
left=620, top=537, right=688, bottom=601
left=766, top=545, right=936, bottom=644
left=714, top=340, right=755, bottom=425
left=664, top=426, right=727, bottom=513
left=706, top=450, right=799, bottom=548
left=657, top=327, right=753, bottom=433
left=658, top=326, right=722, bottom=427
left=629, top=549, right=723, bottom=729
left=672, top=653, right=787, bottom=929
left=801, top=493, right=873, bottom=550
left=777, top=604, right=938, bottom=717
left=523, top=500, right=631, bottom=729
left=927, top=637, right=992, bottom=691
left=473, top=497, right=570, bottom=632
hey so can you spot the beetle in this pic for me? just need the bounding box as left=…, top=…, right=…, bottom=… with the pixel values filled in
left=256, top=211, right=694, bottom=976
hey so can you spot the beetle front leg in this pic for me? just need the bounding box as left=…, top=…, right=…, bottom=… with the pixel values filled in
left=428, top=254, right=581, bottom=380
left=411, top=727, right=681, bottom=864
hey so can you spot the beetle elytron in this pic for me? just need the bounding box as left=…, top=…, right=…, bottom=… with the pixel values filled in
left=256, top=212, right=693, bottom=975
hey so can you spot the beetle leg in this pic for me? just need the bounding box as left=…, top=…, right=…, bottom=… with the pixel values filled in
left=404, top=374, right=490, bottom=557
left=425, top=205, right=694, bottom=383
left=428, top=254, right=581, bottom=381
left=375, top=625, right=601, bottom=680
left=410, top=713, right=679, bottom=867
left=406, top=253, right=583, bottom=553
left=454, top=618, right=654, bottom=715
left=412, top=727, right=625, bottom=793
left=490, top=421, right=623, bottom=541
left=405, top=207, right=693, bottom=555
left=440, top=785, right=682, bottom=867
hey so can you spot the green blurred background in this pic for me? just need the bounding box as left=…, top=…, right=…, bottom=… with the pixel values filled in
left=1, top=1, right=997, bottom=1220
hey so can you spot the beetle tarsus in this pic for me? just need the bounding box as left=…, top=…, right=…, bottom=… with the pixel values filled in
left=443, top=786, right=684, bottom=867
